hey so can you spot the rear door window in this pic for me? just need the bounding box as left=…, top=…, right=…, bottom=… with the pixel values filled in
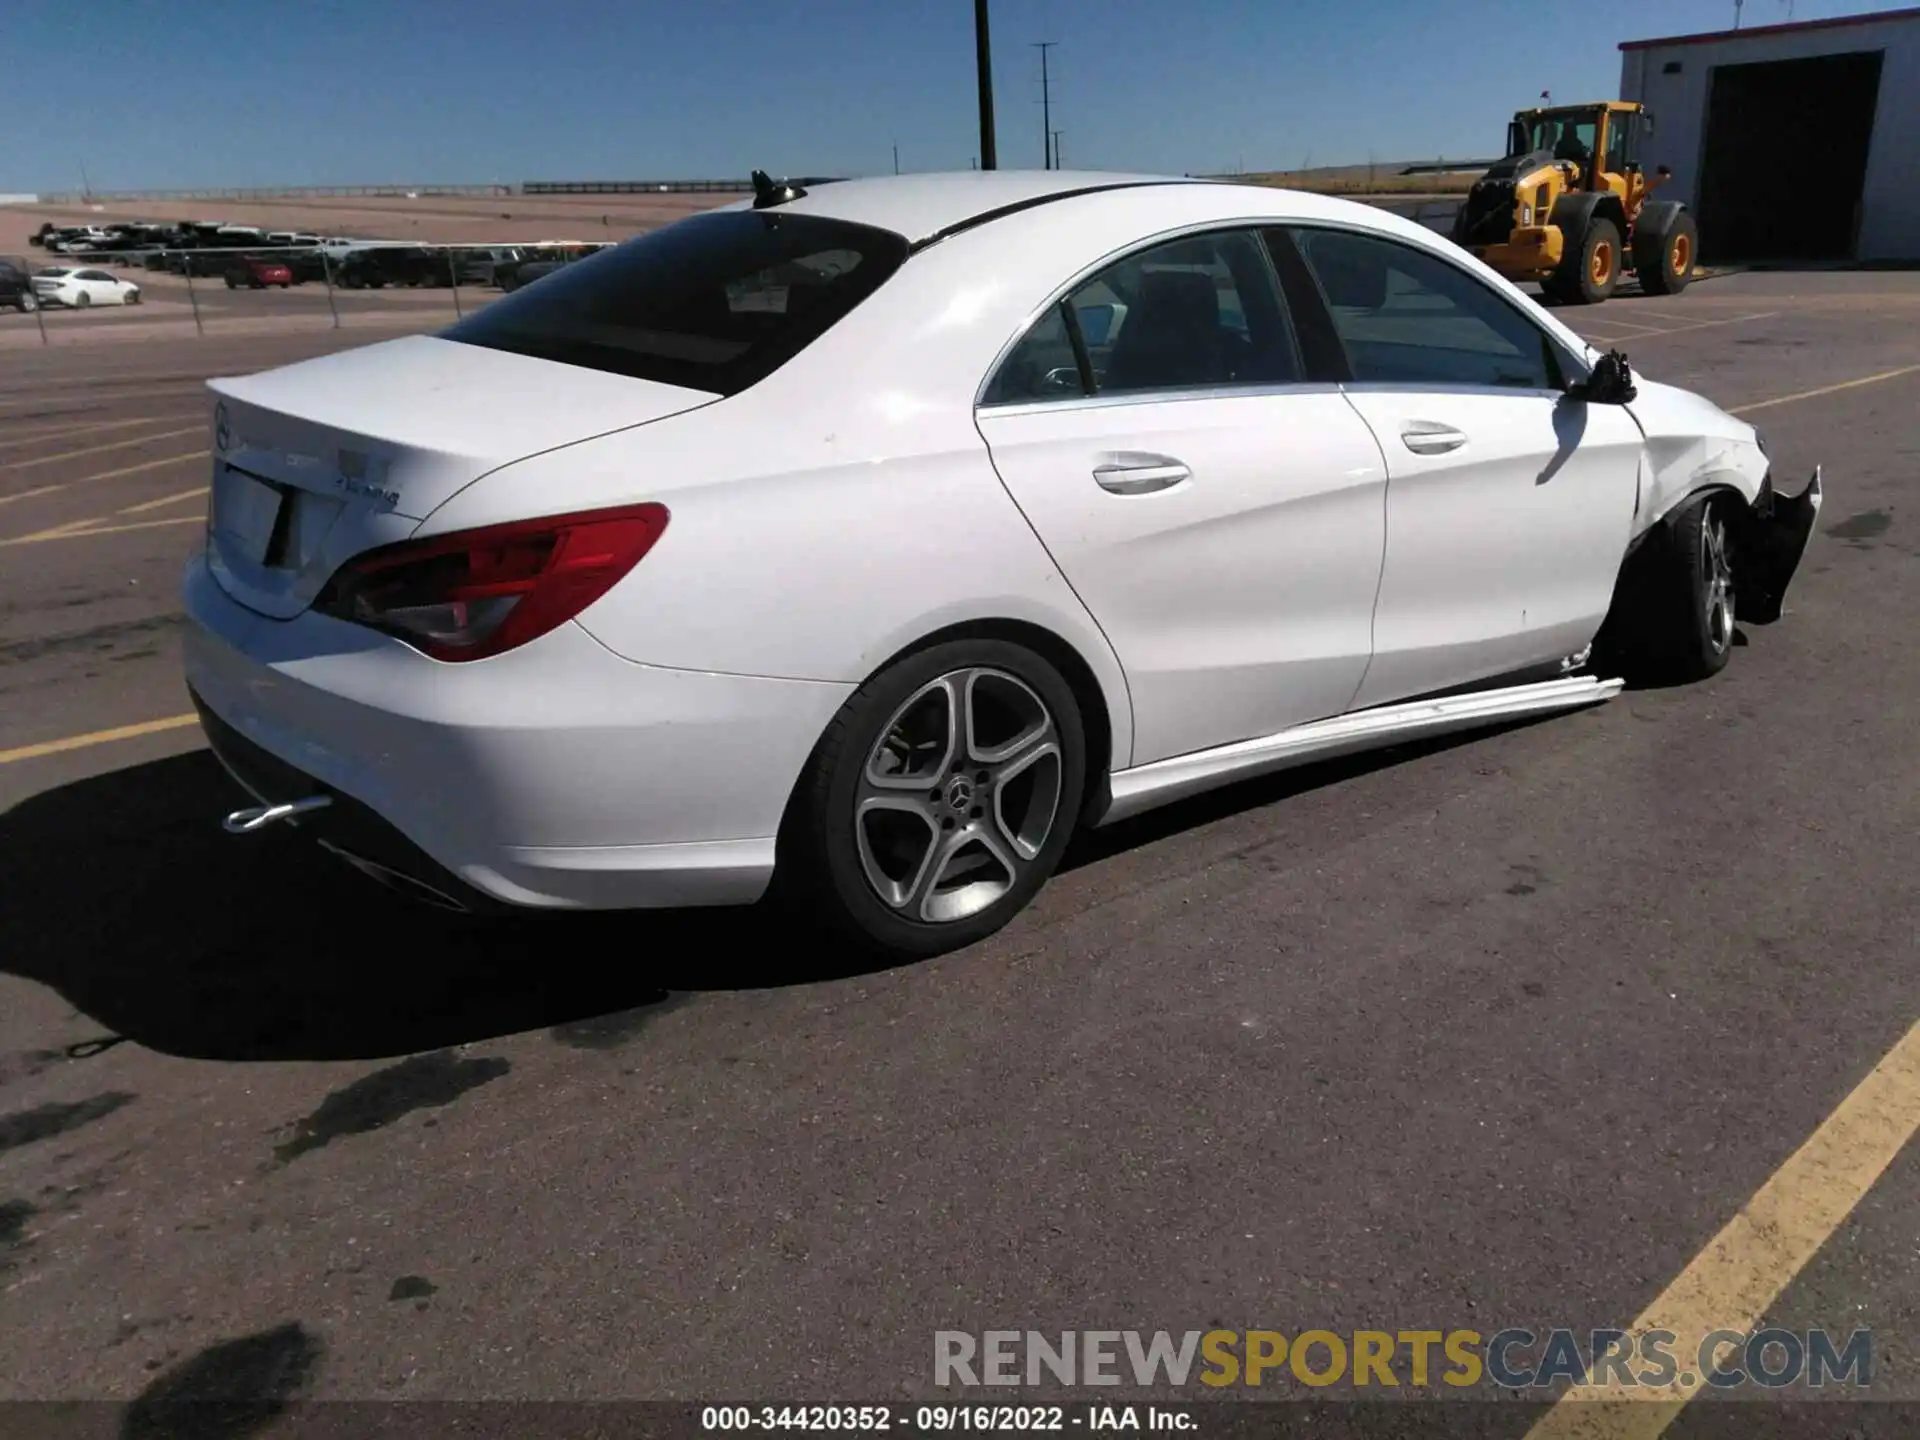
left=444, top=210, right=910, bottom=394
left=983, top=227, right=1301, bottom=405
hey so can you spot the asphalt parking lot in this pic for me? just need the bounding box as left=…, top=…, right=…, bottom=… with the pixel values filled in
left=2, top=271, right=1917, bottom=1434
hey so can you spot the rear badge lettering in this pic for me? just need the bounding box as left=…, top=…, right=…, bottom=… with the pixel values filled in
left=336, top=449, right=399, bottom=507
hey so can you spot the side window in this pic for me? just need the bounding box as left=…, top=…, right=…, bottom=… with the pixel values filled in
left=982, top=228, right=1301, bottom=405
left=1290, top=227, right=1561, bottom=391
left=982, top=303, right=1081, bottom=405
left=1604, top=115, right=1631, bottom=175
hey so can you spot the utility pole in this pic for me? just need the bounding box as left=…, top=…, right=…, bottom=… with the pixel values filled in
left=1733, top=0, right=1743, bottom=27
left=893, top=142, right=900, bottom=174
left=1051, top=131, right=1063, bottom=169
left=974, top=0, right=997, bottom=169
left=1034, top=41, right=1056, bottom=168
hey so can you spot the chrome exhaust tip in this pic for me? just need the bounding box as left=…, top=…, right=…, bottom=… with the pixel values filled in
left=223, top=795, right=333, bottom=834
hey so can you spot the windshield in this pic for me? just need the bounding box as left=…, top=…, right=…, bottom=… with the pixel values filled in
left=443, top=210, right=910, bottom=394
left=1515, top=112, right=1599, bottom=162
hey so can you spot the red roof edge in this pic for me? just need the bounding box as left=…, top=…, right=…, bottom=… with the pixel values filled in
left=1621, top=5, right=1920, bottom=50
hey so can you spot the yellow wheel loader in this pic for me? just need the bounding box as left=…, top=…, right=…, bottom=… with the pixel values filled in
left=1451, top=101, right=1698, bottom=304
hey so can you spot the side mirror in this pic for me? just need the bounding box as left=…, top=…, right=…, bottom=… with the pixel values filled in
left=1569, top=349, right=1638, bottom=404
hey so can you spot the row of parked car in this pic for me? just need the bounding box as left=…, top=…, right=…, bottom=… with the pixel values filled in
left=25, top=221, right=611, bottom=294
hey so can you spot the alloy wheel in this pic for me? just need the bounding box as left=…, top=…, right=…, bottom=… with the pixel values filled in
left=854, top=667, right=1064, bottom=924
left=1703, top=504, right=1735, bottom=654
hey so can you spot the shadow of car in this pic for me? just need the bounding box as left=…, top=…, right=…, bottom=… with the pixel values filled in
left=0, top=750, right=889, bottom=1062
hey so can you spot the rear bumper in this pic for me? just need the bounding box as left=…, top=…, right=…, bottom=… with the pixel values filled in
left=181, top=553, right=853, bottom=910
left=193, top=693, right=505, bottom=913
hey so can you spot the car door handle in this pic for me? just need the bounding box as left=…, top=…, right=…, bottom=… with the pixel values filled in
left=1093, top=459, right=1191, bottom=494
left=1401, top=422, right=1467, bottom=455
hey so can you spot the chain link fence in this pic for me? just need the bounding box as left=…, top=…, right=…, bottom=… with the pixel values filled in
left=5, top=236, right=616, bottom=345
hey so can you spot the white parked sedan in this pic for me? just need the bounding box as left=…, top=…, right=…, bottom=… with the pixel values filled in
left=183, top=170, right=1820, bottom=956
left=33, top=266, right=142, bottom=307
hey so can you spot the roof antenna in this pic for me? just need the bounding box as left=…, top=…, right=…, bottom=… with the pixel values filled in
left=751, top=170, right=807, bottom=208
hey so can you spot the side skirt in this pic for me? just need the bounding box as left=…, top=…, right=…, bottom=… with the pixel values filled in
left=1096, top=674, right=1624, bottom=826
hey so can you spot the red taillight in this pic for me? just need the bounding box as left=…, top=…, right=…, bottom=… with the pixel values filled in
left=313, top=502, right=668, bottom=661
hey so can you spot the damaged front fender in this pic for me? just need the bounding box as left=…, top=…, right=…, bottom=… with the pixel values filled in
left=1731, top=466, right=1823, bottom=625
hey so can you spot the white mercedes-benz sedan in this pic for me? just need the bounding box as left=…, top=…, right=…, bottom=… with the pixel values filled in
left=183, top=170, right=1821, bottom=956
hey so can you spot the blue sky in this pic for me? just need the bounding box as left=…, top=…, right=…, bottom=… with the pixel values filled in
left=1, top=0, right=1909, bottom=191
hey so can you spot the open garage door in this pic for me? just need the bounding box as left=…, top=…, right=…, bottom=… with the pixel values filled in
left=1696, top=50, right=1883, bottom=263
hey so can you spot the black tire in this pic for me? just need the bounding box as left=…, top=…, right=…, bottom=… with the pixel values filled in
left=19, top=293, right=36, bottom=313
left=1635, top=210, right=1697, bottom=295
left=1548, top=217, right=1623, bottom=304
left=225, top=275, right=237, bottom=289
left=74, top=291, right=90, bottom=308
left=1592, top=491, right=1738, bottom=685
left=775, top=638, right=1088, bottom=959
left=125, top=289, right=140, bottom=305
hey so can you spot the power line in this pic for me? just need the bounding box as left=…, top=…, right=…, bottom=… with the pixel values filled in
left=1034, top=41, right=1056, bottom=169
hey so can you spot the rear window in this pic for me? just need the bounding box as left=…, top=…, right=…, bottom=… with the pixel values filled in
left=442, top=210, right=910, bottom=394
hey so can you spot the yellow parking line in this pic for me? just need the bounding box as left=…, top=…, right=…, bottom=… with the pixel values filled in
left=119, top=485, right=208, bottom=515
left=1576, top=318, right=1673, bottom=338
left=0, top=713, right=200, bottom=766
left=1585, top=311, right=1779, bottom=341
left=0, top=414, right=199, bottom=452
left=1729, top=363, right=1920, bottom=415
left=10, top=426, right=204, bottom=470
left=1524, top=1017, right=1920, bottom=1439
left=0, top=514, right=203, bottom=547
left=0, top=451, right=209, bottom=508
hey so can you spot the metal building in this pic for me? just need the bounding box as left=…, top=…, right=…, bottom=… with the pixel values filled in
left=1619, top=6, right=1920, bottom=263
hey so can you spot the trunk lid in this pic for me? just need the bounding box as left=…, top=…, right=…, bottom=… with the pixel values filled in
left=204, top=334, right=716, bottom=619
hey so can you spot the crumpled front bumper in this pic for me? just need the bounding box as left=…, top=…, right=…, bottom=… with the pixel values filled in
left=1732, top=466, right=1823, bottom=624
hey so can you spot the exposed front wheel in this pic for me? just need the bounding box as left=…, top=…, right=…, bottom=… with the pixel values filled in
left=1593, top=492, right=1738, bottom=685
left=777, top=640, right=1087, bottom=958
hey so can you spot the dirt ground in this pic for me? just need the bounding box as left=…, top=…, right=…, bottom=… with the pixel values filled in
left=0, top=191, right=734, bottom=258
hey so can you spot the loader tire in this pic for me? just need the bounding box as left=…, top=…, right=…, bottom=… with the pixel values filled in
left=1546, top=218, right=1623, bottom=305
left=1635, top=210, right=1697, bottom=295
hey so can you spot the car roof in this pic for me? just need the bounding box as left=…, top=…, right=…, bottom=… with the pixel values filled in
left=723, top=169, right=1191, bottom=242
left=725, top=169, right=1458, bottom=249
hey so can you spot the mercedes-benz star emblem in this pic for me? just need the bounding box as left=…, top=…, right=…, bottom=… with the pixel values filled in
left=945, top=776, right=975, bottom=814
left=213, top=403, right=230, bottom=454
